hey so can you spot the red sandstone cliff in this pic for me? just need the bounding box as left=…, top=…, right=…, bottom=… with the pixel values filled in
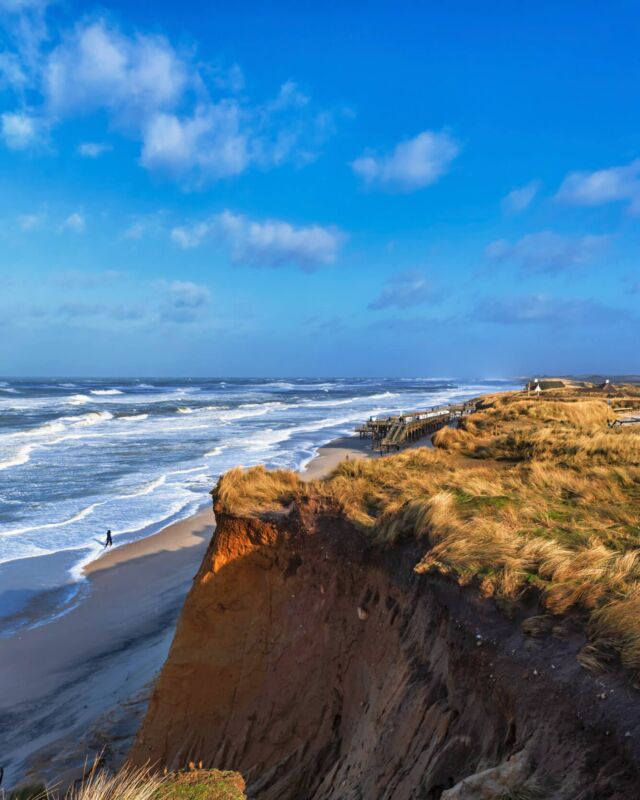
left=131, top=496, right=640, bottom=799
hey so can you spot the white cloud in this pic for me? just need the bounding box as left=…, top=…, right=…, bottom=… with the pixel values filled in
left=556, top=159, right=640, bottom=214
left=212, top=62, right=245, bottom=94
left=140, top=103, right=249, bottom=181
left=0, top=9, right=338, bottom=188
left=486, top=231, right=608, bottom=274
left=502, top=180, right=541, bottom=214
left=44, top=20, right=188, bottom=124
left=171, top=210, right=343, bottom=271
left=0, top=51, right=27, bottom=89
left=369, top=271, right=437, bottom=310
left=17, top=212, right=44, bottom=230
left=0, top=1, right=50, bottom=11
left=351, top=130, right=460, bottom=192
left=78, top=141, right=111, bottom=157
left=59, top=211, right=85, bottom=233
left=162, top=280, right=210, bottom=308
left=475, top=294, right=630, bottom=326
left=0, top=8, right=340, bottom=184
left=1, top=110, right=42, bottom=148
left=158, top=279, right=210, bottom=323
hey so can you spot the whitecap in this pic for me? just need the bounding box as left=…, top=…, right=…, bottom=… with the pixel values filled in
left=1, top=501, right=102, bottom=537
left=68, top=394, right=91, bottom=405
left=90, top=389, right=123, bottom=396
left=0, top=443, right=34, bottom=471
left=118, top=475, right=167, bottom=499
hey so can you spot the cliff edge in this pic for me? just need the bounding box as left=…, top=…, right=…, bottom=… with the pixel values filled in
left=132, top=388, right=640, bottom=799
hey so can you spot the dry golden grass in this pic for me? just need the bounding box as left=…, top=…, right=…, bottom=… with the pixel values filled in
left=214, top=465, right=301, bottom=516
left=8, top=763, right=246, bottom=800
left=215, top=385, right=640, bottom=676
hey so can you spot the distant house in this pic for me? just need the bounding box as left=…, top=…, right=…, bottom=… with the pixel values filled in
left=526, top=378, right=565, bottom=392
left=597, top=379, right=615, bottom=393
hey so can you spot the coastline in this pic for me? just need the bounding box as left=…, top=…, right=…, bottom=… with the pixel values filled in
left=0, top=432, right=388, bottom=788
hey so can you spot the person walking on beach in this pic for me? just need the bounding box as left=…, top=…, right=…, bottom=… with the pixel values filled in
left=105, top=529, right=113, bottom=547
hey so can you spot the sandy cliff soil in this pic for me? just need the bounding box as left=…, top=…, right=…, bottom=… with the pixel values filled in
left=131, top=496, right=640, bottom=800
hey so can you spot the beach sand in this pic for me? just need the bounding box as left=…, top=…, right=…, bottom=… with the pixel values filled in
left=0, top=431, right=434, bottom=788
left=300, top=435, right=379, bottom=480
left=0, top=511, right=214, bottom=787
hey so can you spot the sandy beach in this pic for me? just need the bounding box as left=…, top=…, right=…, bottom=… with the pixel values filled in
left=0, top=431, right=430, bottom=788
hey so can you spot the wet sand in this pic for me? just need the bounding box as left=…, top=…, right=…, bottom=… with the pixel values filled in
left=0, top=511, right=214, bottom=788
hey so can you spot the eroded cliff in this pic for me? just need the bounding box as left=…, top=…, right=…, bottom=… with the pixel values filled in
left=132, top=494, right=640, bottom=799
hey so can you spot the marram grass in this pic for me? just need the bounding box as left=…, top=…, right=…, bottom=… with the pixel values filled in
left=215, top=385, right=640, bottom=674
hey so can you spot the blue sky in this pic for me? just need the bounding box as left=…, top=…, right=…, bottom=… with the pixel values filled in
left=0, top=0, right=638, bottom=377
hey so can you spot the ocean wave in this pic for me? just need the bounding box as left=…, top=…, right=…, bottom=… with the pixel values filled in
left=216, top=402, right=286, bottom=422
left=90, top=389, right=123, bottom=396
left=0, top=443, right=34, bottom=471
left=118, top=413, right=148, bottom=422
left=118, top=475, right=167, bottom=499
left=177, top=407, right=195, bottom=414
left=1, top=501, right=102, bottom=537
left=73, top=410, right=114, bottom=426
left=168, top=465, right=209, bottom=476
left=68, top=394, right=91, bottom=406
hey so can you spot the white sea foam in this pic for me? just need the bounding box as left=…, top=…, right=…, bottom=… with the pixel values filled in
left=0, top=443, right=34, bottom=471
left=68, top=394, right=91, bottom=405
left=90, top=389, right=123, bottom=396
left=1, top=501, right=102, bottom=537
left=118, top=475, right=167, bottom=498
left=204, top=445, right=225, bottom=458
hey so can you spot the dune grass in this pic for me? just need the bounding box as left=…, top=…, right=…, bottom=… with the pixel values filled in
left=214, top=384, right=640, bottom=675
left=6, top=766, right=245, bottom=800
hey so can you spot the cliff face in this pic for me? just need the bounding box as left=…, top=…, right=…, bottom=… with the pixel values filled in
left=132, top=497, right=640, bottom=799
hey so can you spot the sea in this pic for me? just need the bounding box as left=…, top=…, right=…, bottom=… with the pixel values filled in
left=0, top=377, right=520, bottom=633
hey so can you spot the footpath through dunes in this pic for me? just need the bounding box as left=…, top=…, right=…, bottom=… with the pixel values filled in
left=132, top=384, right=640, bottom=799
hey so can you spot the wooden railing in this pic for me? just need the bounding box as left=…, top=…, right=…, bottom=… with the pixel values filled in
left=355, top=401, right=476, bottom=452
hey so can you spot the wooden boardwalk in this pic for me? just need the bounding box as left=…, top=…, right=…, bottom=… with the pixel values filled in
left=355, top=401, right=475, bottom=452
left=609, top=415, right=640, bottom=428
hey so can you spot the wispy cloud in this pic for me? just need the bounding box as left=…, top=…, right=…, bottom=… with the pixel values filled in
left=122, top=211, right=166, bottom=241
left=158, top=279, right=211, bottom=323
left=55, top=301, right=146, bottom=322
left=78, top=141, right=111, bottom=157
left=485, top=231, right=608, bottom=274
left=501, top=180, right=541, bottom=214
left=368, top=270, right=438, bottom=310
left=17, top=211, right=44, bottom=230
left=351, top=129, right=460, bottom=192
left=474, top=293, right=629, bottom=325
left=44, top=20, right=189, bottom=123
left=59, top=211, right=85, bottom=233
left=171, top=210, right=343, bottom=271
left=0, top=110, right=44, bottom=149
left=50, top=269, right=123, bottom=288
left=0, top=11, right=341, bottom=185
left=556, top=159, right=640, bottom=214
